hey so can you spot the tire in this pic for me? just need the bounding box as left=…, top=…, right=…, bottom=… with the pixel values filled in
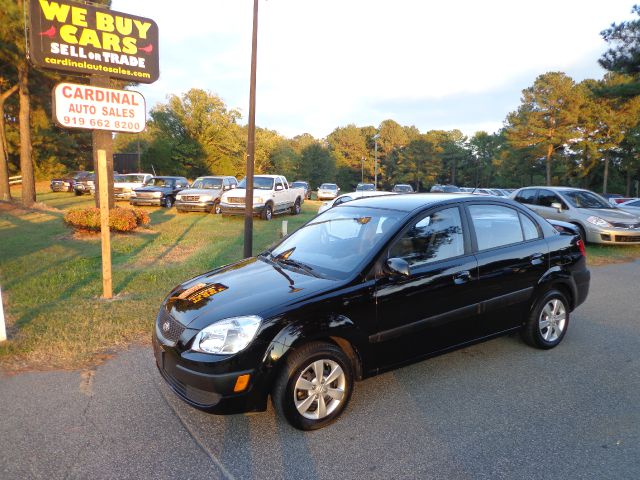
left=290, top=198, right=301, bottom=215
left=74, top=189, right=82, bottom=196
left=521, top=289, right=570, bottom=349
left=261, top=203, right=273, bottom=221
left=164, top=196, right=173, bottom=208
left=272, top=341, right=354, bottom=431
left=213, top=201, right=221, bottom=215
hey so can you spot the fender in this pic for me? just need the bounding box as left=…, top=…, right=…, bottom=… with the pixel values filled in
left=535, top=266, right=578, bottom=310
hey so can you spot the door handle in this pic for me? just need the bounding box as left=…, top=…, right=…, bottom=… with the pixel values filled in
left=453, top=271, right=471, bottom=285
left=530, top=253, right=544, bottom=266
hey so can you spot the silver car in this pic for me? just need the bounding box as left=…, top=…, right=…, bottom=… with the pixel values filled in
left=511, top=186, right=640, bottom=244
left=175, top=176, right=238, bottom=214
left=317, top=183, right=340, bottom=201
left=618, top=198, right=640, bottom=217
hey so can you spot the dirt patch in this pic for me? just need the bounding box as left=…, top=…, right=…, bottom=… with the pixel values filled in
left=0, top=200, right=61, bottom=214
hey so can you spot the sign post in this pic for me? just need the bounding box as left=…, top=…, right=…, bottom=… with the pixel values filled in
left=0, top=285, right=6, bottom=342
left=97, top=150, right=113, bottom=299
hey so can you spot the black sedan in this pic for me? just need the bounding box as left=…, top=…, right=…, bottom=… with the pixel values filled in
left=130, top=176, right=189, bottom=208
left=153, top=194, right=590, bottom=430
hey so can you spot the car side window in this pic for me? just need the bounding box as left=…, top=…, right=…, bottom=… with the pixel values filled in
left=537, top=189, right=566, bottom=208
left=275, top=179, right=283, bottom=190
left=519, top=213, right=541, bottom=240
left=515, top=189, right=538, bottom=205
left=389, top=207, right=464, bottom=267
left=333, top=196, right=352, bottom=206
left=470, top=204, right=524, bottom=250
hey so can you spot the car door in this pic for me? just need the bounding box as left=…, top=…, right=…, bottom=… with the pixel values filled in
left=535, top=189, right=570, bottom=221
left=372, top=206, right=480, bottom=369
left=467, top=203, right=549, bottom=335
left=273, top=177, right=287, bottom=212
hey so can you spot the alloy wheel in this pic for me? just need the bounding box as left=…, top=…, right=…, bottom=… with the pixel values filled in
left=538, top=298, right=567, bottom=342
left=294, top=359, right=346, bottom=420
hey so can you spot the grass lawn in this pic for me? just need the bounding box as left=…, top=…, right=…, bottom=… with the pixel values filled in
left=0, top=183, right=318, bottom=371
left=1, top=184, right=639, bottom=371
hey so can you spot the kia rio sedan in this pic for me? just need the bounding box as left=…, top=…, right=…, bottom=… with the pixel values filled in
left=153, top=194, right=590, bottom=430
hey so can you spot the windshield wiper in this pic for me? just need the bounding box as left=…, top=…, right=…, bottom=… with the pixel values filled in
left=276, top=257, right=321, bottom=277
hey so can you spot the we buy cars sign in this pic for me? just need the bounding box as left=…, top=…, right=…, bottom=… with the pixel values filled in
left=53, top=83, right=146, bottom=133
left=29, top=0, right=159, bottom=83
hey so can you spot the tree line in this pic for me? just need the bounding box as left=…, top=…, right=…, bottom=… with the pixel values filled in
left=3, top=2, right=640, bottom=206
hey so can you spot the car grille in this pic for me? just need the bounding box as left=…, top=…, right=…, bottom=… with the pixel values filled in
left=156, top=309, right=185, bottom=346
left=226, top=197, right=245, bottom=204
left=611, top=221, right=640, bottom=229
left=136, top=192, right=155, bottom=199
left=615, top=235, right=640, bottom=242
left=182, top=195, right=200, bottom=202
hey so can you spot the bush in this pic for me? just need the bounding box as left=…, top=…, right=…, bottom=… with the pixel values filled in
left=64, top=207, right=149, bottom=232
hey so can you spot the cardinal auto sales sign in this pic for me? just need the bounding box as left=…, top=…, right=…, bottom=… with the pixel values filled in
left=29, top=0, right=159, bottom=83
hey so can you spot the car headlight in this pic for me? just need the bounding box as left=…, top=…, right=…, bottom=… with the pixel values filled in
left=153, top=191, right=163, bottom=198
left=191, top=315, right=262, bottom=355
left=176, top=195, right=183, bottom=200
left=199, top=195, right=213, bottom=202
left=586, top=216, right=612, bottom=227
left=130, top=191, right=137, bottom=198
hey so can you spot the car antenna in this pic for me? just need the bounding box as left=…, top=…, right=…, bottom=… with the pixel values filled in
left=151, top=165, right=156, bottom=176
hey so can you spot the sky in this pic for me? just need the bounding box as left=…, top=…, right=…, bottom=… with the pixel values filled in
left=113, top=0, right=636, bottom=139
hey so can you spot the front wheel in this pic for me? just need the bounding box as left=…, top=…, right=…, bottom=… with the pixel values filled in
left=521, top=289, right=570, bottom=349
left=213, top=201, right=222, bottom=215
left=272, top=341, right=354, bottom=430
left=261, top=203, right=273, bottom=221
left=164, top=196, right=173, bottom=208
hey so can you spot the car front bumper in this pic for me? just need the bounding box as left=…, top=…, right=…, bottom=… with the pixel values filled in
left=220, top=203, right=265, bottom=216
left=586, top=225, right=640, bottom=244
left=176, top=200, right=215, bottom=212
left=152, top=331, right=269, bottom=414
left=317, top=192, right=338, bottom=200
left=130, top=197, right=164, bottom=206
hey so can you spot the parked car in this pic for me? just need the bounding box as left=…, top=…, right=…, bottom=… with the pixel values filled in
left=392, top=184, right=414, bottom=193
left=317, top=183, right=340, bottom=200
left=50, top=171, right=89, bottom=192
left=175, top=176, right=238, bottom=214
left=291, top=181, right=311, bottom=199
left=89, top=174, right=128, bottom=196
left=430, top=184, right=460, bottom=193
left=153, top=193, right=590, bottom=430
left=317, top=190, right=396, bottom=214
left=356, top=183, right=375, bottom=192
left=130, top=176, right=189, bottom=208
left=73, top=173, right=96, bottom=195
left=113, top=173, right=153, bottom=200
left=511, top=186, right=640, bottom=244
left=618, top=198, right=640, bottom=216
left=219, top=175, right=305, bottom=220
left=610, top=197, right=638, bottom=205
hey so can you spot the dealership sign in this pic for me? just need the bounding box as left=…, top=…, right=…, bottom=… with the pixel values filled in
left=53, top=83, right=146, bottom=133
left=29, top=0, right=159, bottom=83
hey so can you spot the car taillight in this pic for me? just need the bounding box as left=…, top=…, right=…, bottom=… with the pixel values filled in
left=577, top=239, right=586, bottom=257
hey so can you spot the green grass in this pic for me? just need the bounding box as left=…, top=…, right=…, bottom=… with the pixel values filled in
left=585, top=244, right=640, bottom=266
left=0, top=184, right=318, bottom=370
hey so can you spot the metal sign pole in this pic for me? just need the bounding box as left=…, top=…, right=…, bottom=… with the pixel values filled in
left=0, top=285, right=6, bottom=342
left=243, top=0, right=259, bottom=259
left=98, top=149, right=113, bottom=299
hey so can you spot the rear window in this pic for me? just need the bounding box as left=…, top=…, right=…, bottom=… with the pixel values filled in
left=515, top=189, right=537, bottom=205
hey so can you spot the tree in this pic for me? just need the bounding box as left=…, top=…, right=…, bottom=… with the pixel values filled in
left=505, top=72, right=583, bottom=185
left=298, top=143, right=336, bottom=188
left=396, top=136, right=439, bottom=191
left=327, top=125, right=370, bottom=190
left=599, top=5, right=640, bottom=97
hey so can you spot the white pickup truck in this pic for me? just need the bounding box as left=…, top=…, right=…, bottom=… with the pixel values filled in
left=112, top=173, right=153, bottom=200
left=219, top=175, right=305, bottom=220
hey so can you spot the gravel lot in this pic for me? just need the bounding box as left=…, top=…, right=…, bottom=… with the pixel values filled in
left=1, top=261, right=638, bottom=480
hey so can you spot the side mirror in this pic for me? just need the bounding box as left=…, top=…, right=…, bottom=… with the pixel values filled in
left=275, top=185, right=284, bottom=191
left=386, top=258, right=410, bottom=277
left=551, top=202, right=563, bottom=212
left=231, top=184, right=236, bottom=189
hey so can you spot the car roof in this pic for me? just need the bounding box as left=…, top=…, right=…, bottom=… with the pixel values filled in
left=335, top=192, right=500, bottom=212
left=517, top=186, right=592, bottom=193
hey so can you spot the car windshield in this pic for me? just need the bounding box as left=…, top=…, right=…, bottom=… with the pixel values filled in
left=238, top=176, right=274, bottom=190
left=191, top=178, right=223, bottom=189
left=146, top=178, right=174, bottom=187
left=73, top=172, right=91, bottom=180
left=356, top=184, right=375, bottom=191
left=266, top=206, right=405, bottom=280
left=114, top=175, right=126, bottom=182
left=563, top=190, right=612, bottom=209
left=124, top=174, right=147, bottom=183
left=394, top=185, right=412, bottom=192
left=320, top=184, right=337, bottom=190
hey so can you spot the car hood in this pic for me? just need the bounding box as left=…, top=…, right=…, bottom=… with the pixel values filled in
left=580, top=208, right=640, bottom=223
left=164, top=257, right=338, bottom=330
left=179, top=188, right=222, bottom=196
left=135, top=185, right=172, bottom=193
left=114, top=182, right=144, bottom=189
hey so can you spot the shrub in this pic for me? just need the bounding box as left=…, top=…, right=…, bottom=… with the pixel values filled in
left=64, top=207, right=149, bottom=232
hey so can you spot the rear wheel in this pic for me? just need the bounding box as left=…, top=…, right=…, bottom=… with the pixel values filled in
left=272, top=341, right=353, bottom=430
left=521, top=289, right=570, bottom=349
left=261, top=203, right=273, bottom=221
left=290, top=198, right=301, bottom=215
left=574, top=224, right=587, bottom=243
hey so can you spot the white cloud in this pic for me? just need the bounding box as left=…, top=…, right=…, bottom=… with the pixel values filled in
left=114, top=0, right=634, bottom=138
